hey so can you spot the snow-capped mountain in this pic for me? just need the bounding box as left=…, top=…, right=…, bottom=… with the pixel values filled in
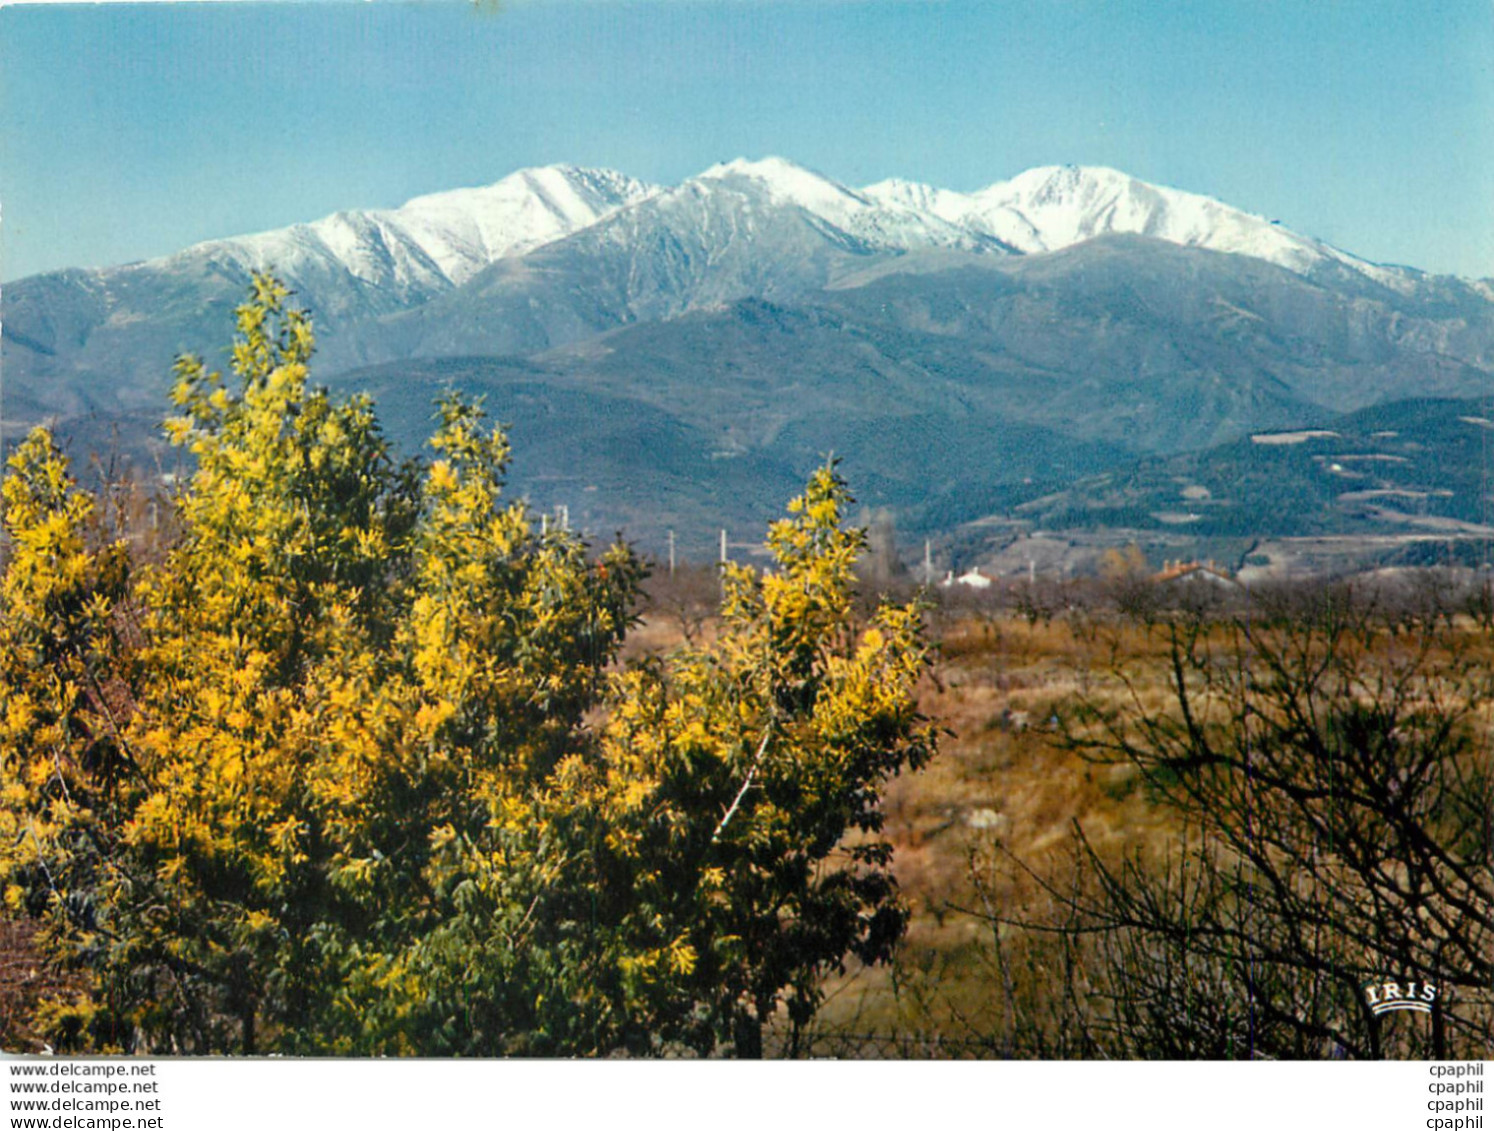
left=7, top=154, right=1491, bottom=459
left=1, top=164, right=660, bottom=386
left=8, top=154, right=1494, bottom=557
left=80, top=155, right=1419, bottom=313
left=387, top=166, right=660, bottom=284
left=865, top=163, right=1411, bottom=290
left=368, top=155, right=1437, bottom=364
left=11, top=155, right=1427, bottom=333
left=158, top=164, right=660, bottom=300
left=682, top=157, right=1411, bottom=292
left=689, top=157, right=1018, bottom=256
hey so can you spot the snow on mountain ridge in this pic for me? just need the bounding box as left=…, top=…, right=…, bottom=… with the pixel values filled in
left=969, top=165, right=1411, bottom=289
left=976, top=165, right=1306, bottom=260
left=862, top=163, right=1415, bottom=290
left=391, top=165, right=660, bottom=283
left=115, top=158, right=1416, bottom=303
left=860, top=178, right=969, bottom=223
left=689, top=157, right=1016, bottom=256
left=154, top=165, right=660, bottom=296
left=697, top=156, right=871, bottom=215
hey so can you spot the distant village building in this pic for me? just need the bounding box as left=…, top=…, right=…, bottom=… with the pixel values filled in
left=942, top=567, right=995, bottom=590
left=1152, top=559, right=1241, bottom=589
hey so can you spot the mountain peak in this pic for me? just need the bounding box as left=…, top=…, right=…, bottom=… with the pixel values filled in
left=388, top=164, right=658, bottom=282
left=694, top=156, right=868, bottom=210
left=1005, top=163, right=1130, bottom=185
left=955, top=164, right=1407, bottom=284
left=698, top=154, right=827, bottom=181
left=682, top=157, right=1023, bottom=256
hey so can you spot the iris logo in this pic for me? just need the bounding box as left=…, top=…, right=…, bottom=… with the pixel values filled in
left=1362, top=977, right=1438, bottom=1016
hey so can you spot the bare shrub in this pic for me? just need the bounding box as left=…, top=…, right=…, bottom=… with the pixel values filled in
left=979, top=600, right=1494, bottom=1058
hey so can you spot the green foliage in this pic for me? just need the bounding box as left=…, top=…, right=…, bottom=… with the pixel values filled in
left=0, top=275, right=934, bottom=1056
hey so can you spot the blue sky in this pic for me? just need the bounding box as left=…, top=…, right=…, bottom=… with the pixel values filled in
left=2, top=0, right=1492, bottom=281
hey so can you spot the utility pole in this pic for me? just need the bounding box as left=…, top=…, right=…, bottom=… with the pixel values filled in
left=924, top=539, right=933, bottom=585
left=719, top=529, right=729, bottom=598
left=668, top=529, right=676, bottom=577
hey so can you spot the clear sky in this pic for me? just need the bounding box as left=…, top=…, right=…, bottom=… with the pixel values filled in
left=2, top=0, right=1492, bottom=282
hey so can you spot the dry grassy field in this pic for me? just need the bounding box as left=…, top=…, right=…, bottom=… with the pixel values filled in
left=624, top=575, right=1206, bottom=1055
left=633, top=567, right=1494, bottom=1051
left=740, top=572, right=1492, bottom=1058
left=787, top=608, right=1191, bottom=1055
